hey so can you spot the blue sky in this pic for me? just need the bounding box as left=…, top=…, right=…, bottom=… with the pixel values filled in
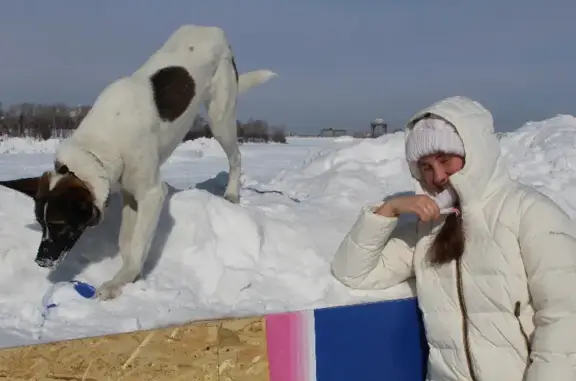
left=1, top=1, right=575, bottom=133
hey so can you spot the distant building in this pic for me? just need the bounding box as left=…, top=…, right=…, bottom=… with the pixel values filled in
left=370, top=118, right=387, bottom=137
left=318, top=127, right=347, bottom=137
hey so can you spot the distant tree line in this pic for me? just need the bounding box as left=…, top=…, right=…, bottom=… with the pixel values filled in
left=183, top=116, right=287, bottom=143
left=0, top=102, right=287, bottom=144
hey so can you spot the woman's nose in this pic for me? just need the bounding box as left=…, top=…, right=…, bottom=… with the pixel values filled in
left=433, top=167, right=448, bottom=185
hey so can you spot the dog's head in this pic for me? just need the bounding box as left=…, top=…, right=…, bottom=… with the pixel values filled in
left=0, top=164, right=101, bottom=269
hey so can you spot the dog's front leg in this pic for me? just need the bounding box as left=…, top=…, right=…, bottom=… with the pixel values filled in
left=118, top=189, right=138, bottom=255
left=96, top=182, right=167, bottom=300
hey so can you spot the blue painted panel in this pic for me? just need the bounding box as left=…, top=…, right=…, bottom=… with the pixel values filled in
left=314, top=298, right=428, bottom=381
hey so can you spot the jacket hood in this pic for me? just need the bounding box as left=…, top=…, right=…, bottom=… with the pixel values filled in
left=404, top=96, right=508, bottom=206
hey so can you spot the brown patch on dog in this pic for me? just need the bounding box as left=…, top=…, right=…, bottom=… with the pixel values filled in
left=41, top=173, right=97, bottom=225
left=150, top=66, right=196, bottom=122
left=48, top=174, right=92, bottom=201
left=37, top=172, right=52, bottom=199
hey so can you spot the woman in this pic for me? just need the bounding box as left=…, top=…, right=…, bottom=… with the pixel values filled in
left=331, top=96, right=576, bottom=381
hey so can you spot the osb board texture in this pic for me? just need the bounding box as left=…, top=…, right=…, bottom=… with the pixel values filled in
left=0, top=317, right=269, bottom=381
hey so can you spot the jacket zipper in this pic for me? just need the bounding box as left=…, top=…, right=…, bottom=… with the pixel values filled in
left=456, top=258, right=479, bottom=381
left=514, top=301, right=533, bottom=363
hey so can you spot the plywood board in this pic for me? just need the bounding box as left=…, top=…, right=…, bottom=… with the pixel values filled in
left=0, top=317, right=269, bottom=381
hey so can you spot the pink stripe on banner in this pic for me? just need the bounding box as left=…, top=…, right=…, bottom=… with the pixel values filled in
left=266, top=311, right=312, bottom=381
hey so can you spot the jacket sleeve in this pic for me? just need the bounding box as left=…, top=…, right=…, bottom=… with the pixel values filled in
left=331, top=205, right=418, bottom=290
left=519, top=195, right=576, bottom=381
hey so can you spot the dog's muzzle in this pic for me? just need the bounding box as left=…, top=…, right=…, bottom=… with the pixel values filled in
left=35, top=256, right=59, bottom=269
left=35, top=241, right=70, bottom=269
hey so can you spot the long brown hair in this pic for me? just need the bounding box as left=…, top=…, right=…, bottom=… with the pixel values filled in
left=428, top=200, right=465, bottom=265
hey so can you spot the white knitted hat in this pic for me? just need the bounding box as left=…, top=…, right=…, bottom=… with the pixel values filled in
left=405, top=117, right=465, bottom=163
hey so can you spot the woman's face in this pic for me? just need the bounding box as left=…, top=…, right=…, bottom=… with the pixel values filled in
left=418, top=152, right=465, bottom=193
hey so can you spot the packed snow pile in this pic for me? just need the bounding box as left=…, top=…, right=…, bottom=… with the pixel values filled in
left=0, top=114, right=575, bottom=348
left=269, top=131, right=413, bottom=205
left=500, top=114, right=576, bottom=215
left=167, top=137, right=228, bottom=160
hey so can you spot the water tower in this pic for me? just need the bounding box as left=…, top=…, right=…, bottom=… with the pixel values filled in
left=370, top=118, right=387, bottom=137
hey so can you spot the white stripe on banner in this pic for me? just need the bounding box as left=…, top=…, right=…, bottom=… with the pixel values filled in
left=305, top=310, right=317, bottom=381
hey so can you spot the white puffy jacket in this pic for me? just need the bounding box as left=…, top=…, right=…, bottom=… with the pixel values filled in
left=331, top=96, right=576, bottom=381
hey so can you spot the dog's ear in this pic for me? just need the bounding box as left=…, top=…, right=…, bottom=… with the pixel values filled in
left=0, top=172, right=52, bottom=199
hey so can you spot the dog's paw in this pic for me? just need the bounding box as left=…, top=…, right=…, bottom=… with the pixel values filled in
left=96, top=281, right=125, bottom=301
left=223, top=193, right=240, bottom=204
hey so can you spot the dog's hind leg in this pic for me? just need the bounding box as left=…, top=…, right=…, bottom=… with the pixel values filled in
left=205, top=58, right=242, bottom=204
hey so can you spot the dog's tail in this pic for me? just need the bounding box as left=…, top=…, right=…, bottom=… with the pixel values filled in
left=238, top=69, right=277, bottom=94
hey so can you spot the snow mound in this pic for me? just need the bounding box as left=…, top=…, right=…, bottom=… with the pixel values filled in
left=501, top=114, right=576, bottom=215
left=0, top=133, right=416, bottom=346
left=170, top=137, right=226, bottom=159
left=270, top=131, right=412, bottom=205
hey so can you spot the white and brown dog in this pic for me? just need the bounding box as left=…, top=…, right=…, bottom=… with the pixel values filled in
left=0, top=25, right=277, bottom=300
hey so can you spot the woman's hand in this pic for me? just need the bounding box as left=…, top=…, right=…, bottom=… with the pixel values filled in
left=375, top=195, right=440, bottom=222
